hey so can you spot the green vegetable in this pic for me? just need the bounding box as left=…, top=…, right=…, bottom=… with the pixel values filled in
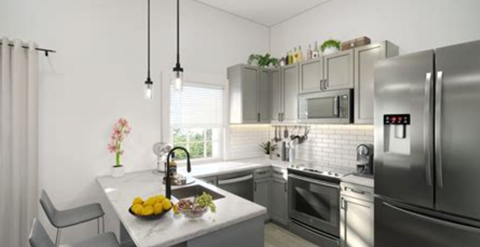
left=320, top=39, right=341, bottom=52
left=196, top=192, right=216, bottom=213
left=248, top=53, right=278, bottom=68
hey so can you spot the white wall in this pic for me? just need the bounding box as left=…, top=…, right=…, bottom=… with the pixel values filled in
left=270, top=0, right=480, bottom=57
left=0, top=0, right=268, bottom=243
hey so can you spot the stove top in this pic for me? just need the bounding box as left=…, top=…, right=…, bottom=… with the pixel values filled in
left=288, top=164, right=349, bottom=182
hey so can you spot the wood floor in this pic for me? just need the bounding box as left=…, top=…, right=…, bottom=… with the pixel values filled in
left=265, top=223, right=318, bottom=247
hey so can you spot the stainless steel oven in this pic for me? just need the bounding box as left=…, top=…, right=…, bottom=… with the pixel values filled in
left=288, top=173, right=341, bottom=247
left=298, top=89, right=352, bottom=124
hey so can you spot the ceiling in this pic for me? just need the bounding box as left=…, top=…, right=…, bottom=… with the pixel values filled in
left=193, top=0, right=332, bottom=27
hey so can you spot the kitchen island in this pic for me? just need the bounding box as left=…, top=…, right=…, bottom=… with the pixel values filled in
left=97, top=171, right=266, bottom=247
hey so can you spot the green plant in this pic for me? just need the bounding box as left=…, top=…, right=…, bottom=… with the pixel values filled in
left=260, top=141, right=277, bottom=155
left=248, top=53, right=278, bottom=68
left=320, top=39, right=341, bottom=52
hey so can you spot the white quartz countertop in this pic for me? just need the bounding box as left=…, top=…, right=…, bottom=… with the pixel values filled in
left=178, top=157, right=304, bottom=178
left=341, top=174, right=374, bottom=188
left=97, top=171, right=267, bottom=247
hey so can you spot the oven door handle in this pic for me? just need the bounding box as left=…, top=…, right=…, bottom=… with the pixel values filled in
left=289, top=174, right=340, bottom=189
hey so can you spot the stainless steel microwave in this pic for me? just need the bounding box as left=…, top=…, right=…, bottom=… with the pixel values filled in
left=298, top=89, right=353, bottom=124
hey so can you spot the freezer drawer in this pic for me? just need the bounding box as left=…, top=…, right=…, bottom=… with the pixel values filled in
left=375, top=198, right=480, bottom=247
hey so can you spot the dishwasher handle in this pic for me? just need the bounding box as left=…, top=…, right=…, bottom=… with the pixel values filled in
left=218, top=174, right=253, bottom=185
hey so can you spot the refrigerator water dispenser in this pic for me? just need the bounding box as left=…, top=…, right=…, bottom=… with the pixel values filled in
left=384, top=114, right=410, bottom=155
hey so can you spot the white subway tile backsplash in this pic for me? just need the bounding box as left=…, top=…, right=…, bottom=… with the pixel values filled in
left=226, top=124, right=374, bottom=173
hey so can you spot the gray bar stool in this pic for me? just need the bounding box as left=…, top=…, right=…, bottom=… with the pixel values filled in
left=39, top=190, right=106, bottom=245
left=29, top=218, right=120, bottom=247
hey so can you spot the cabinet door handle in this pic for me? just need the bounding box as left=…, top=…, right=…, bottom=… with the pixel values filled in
left=320, top=79, right=324, bottom=90
left=257, top=113, right=260, bottom=122
left=278, top=113, right=281, bottom=121
left=254, top=181, right=257, bottom=191
left=284, top=182, right=287, bottom=192
left=341, top=198, right=346, bottom=210
left=325, top=79, right=329, bottom=89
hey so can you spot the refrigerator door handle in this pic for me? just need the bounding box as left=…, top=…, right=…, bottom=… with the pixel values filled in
left=384, top=202, right=480, bottom=233
left=424, top=73, right=433, bottom=187
left=435, top=71, right=444, bottom=188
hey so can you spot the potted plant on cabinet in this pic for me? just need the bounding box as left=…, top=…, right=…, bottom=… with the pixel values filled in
left=260, top=140, right=277, bottom=159
left=247, top=53, right=279, bottom=68
left=108, top=118, right=132, bottom=177
left=321, top=39, right=341, bottom=55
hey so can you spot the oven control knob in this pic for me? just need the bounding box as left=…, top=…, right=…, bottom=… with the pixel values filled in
left=328, top=171, right=333, bottom=175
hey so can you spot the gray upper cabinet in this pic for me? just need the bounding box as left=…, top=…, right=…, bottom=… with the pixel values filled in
left=299, top=58, right=323, bottom=94
left=270, top=69, right=282, bottom=122
left=324, top=49, right=354, bottom=90
left=354, top=41, right=399, bottom=124
left=259, top=69, right=271, bottom=123
left=281, top=64, right=298, bottom=123
left=228, top=64, right=270, bottom=124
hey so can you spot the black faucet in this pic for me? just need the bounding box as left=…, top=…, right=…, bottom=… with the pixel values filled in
left=165, top=147, right=191, bottom=199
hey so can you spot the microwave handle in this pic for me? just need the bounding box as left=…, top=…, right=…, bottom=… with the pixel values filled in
left=334, top=96, right=339, bottom=117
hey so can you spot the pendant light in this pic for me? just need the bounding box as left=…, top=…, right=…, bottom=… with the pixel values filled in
left=144, top=0, right=153, bottom=99
left=172, top=0, right=184, bottom=91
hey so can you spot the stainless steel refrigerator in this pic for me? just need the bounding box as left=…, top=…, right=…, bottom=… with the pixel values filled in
left=374, top=40, right=480, bottom=247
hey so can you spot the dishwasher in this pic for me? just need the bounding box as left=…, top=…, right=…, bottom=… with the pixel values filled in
left=217, top=171, right=254, bottom=201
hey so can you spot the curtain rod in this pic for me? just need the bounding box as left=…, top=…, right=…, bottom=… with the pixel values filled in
left=0, top=41, right=56, bottom=56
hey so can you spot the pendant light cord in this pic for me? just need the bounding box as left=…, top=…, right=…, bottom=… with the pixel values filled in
left=176, top=0, right=180, bottom=66
left=147, top=0, right=151, bottom=79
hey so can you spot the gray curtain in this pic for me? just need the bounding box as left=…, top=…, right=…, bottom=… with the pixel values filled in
left=0, top=37, right=39, bottom=247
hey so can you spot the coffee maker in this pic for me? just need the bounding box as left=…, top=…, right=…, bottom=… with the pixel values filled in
left=356, top=144, right=374, bottom=176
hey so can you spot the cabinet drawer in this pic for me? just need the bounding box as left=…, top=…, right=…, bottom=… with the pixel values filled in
left=340, top=182, right=374, bottom=202
left=254, top=168, right=272, bottom=179
left=272, top=168, right=287, bottom=180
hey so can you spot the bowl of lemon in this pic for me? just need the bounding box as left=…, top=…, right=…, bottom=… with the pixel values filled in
left=129, top=194, right=172, bottom=220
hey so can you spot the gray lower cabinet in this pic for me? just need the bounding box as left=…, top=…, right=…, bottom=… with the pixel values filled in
left=228, top=64, right=270, bottom=124
left=254, top=177, right=271, bottom=221
left=340, top=182, right=374, bottom=247
left=324, top=49, right=354, bottom=90
left=299, top=58, right=323, bottom=94
left=272, top=176, right=288, bottom=226
left=354, top=41, right=399, bottom=124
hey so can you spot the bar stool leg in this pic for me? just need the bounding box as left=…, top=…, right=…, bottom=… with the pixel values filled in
left=102, top=216, right=105, bottom=233
left=97, top=218, right=100, bottom=235
left=55, top=228, right=62, bottom=246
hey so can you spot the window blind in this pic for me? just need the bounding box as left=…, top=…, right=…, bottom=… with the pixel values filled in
left=170, top=84, right=224, bottom=128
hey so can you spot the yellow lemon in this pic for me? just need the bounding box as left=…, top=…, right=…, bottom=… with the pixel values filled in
left=162, top=199, right=172, bottom=211
left=173, top=203, right=179, bottom=214
left=132, top=204, right=144, bottom=215
left=143, top=205, right=154, bottom=216
left=144, top=197, right=156, bottom=206
left=154, top=203, right=164, bottom=215
left=132, top=197, right=143, bottom=206
left=155, top=196, right=165, bottom=204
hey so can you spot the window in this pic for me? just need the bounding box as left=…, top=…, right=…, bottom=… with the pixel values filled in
left=170, top=83, right=224, bottom=161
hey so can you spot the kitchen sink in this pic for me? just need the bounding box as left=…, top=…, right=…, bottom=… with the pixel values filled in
left=172, top=185, right=225, bottom=201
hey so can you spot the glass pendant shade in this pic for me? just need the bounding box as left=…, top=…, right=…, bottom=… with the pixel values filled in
left=145, top=82, right=153, bottom=99
left=173, top=70, right=183, bottom=91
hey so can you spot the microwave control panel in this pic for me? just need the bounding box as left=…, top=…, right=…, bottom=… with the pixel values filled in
left=340, top=95, right=350, bottom=118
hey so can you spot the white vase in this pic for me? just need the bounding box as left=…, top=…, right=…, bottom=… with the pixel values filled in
left=111, top=166, right=125, bottom=178
left=323, top=47, right=339, bottom=55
